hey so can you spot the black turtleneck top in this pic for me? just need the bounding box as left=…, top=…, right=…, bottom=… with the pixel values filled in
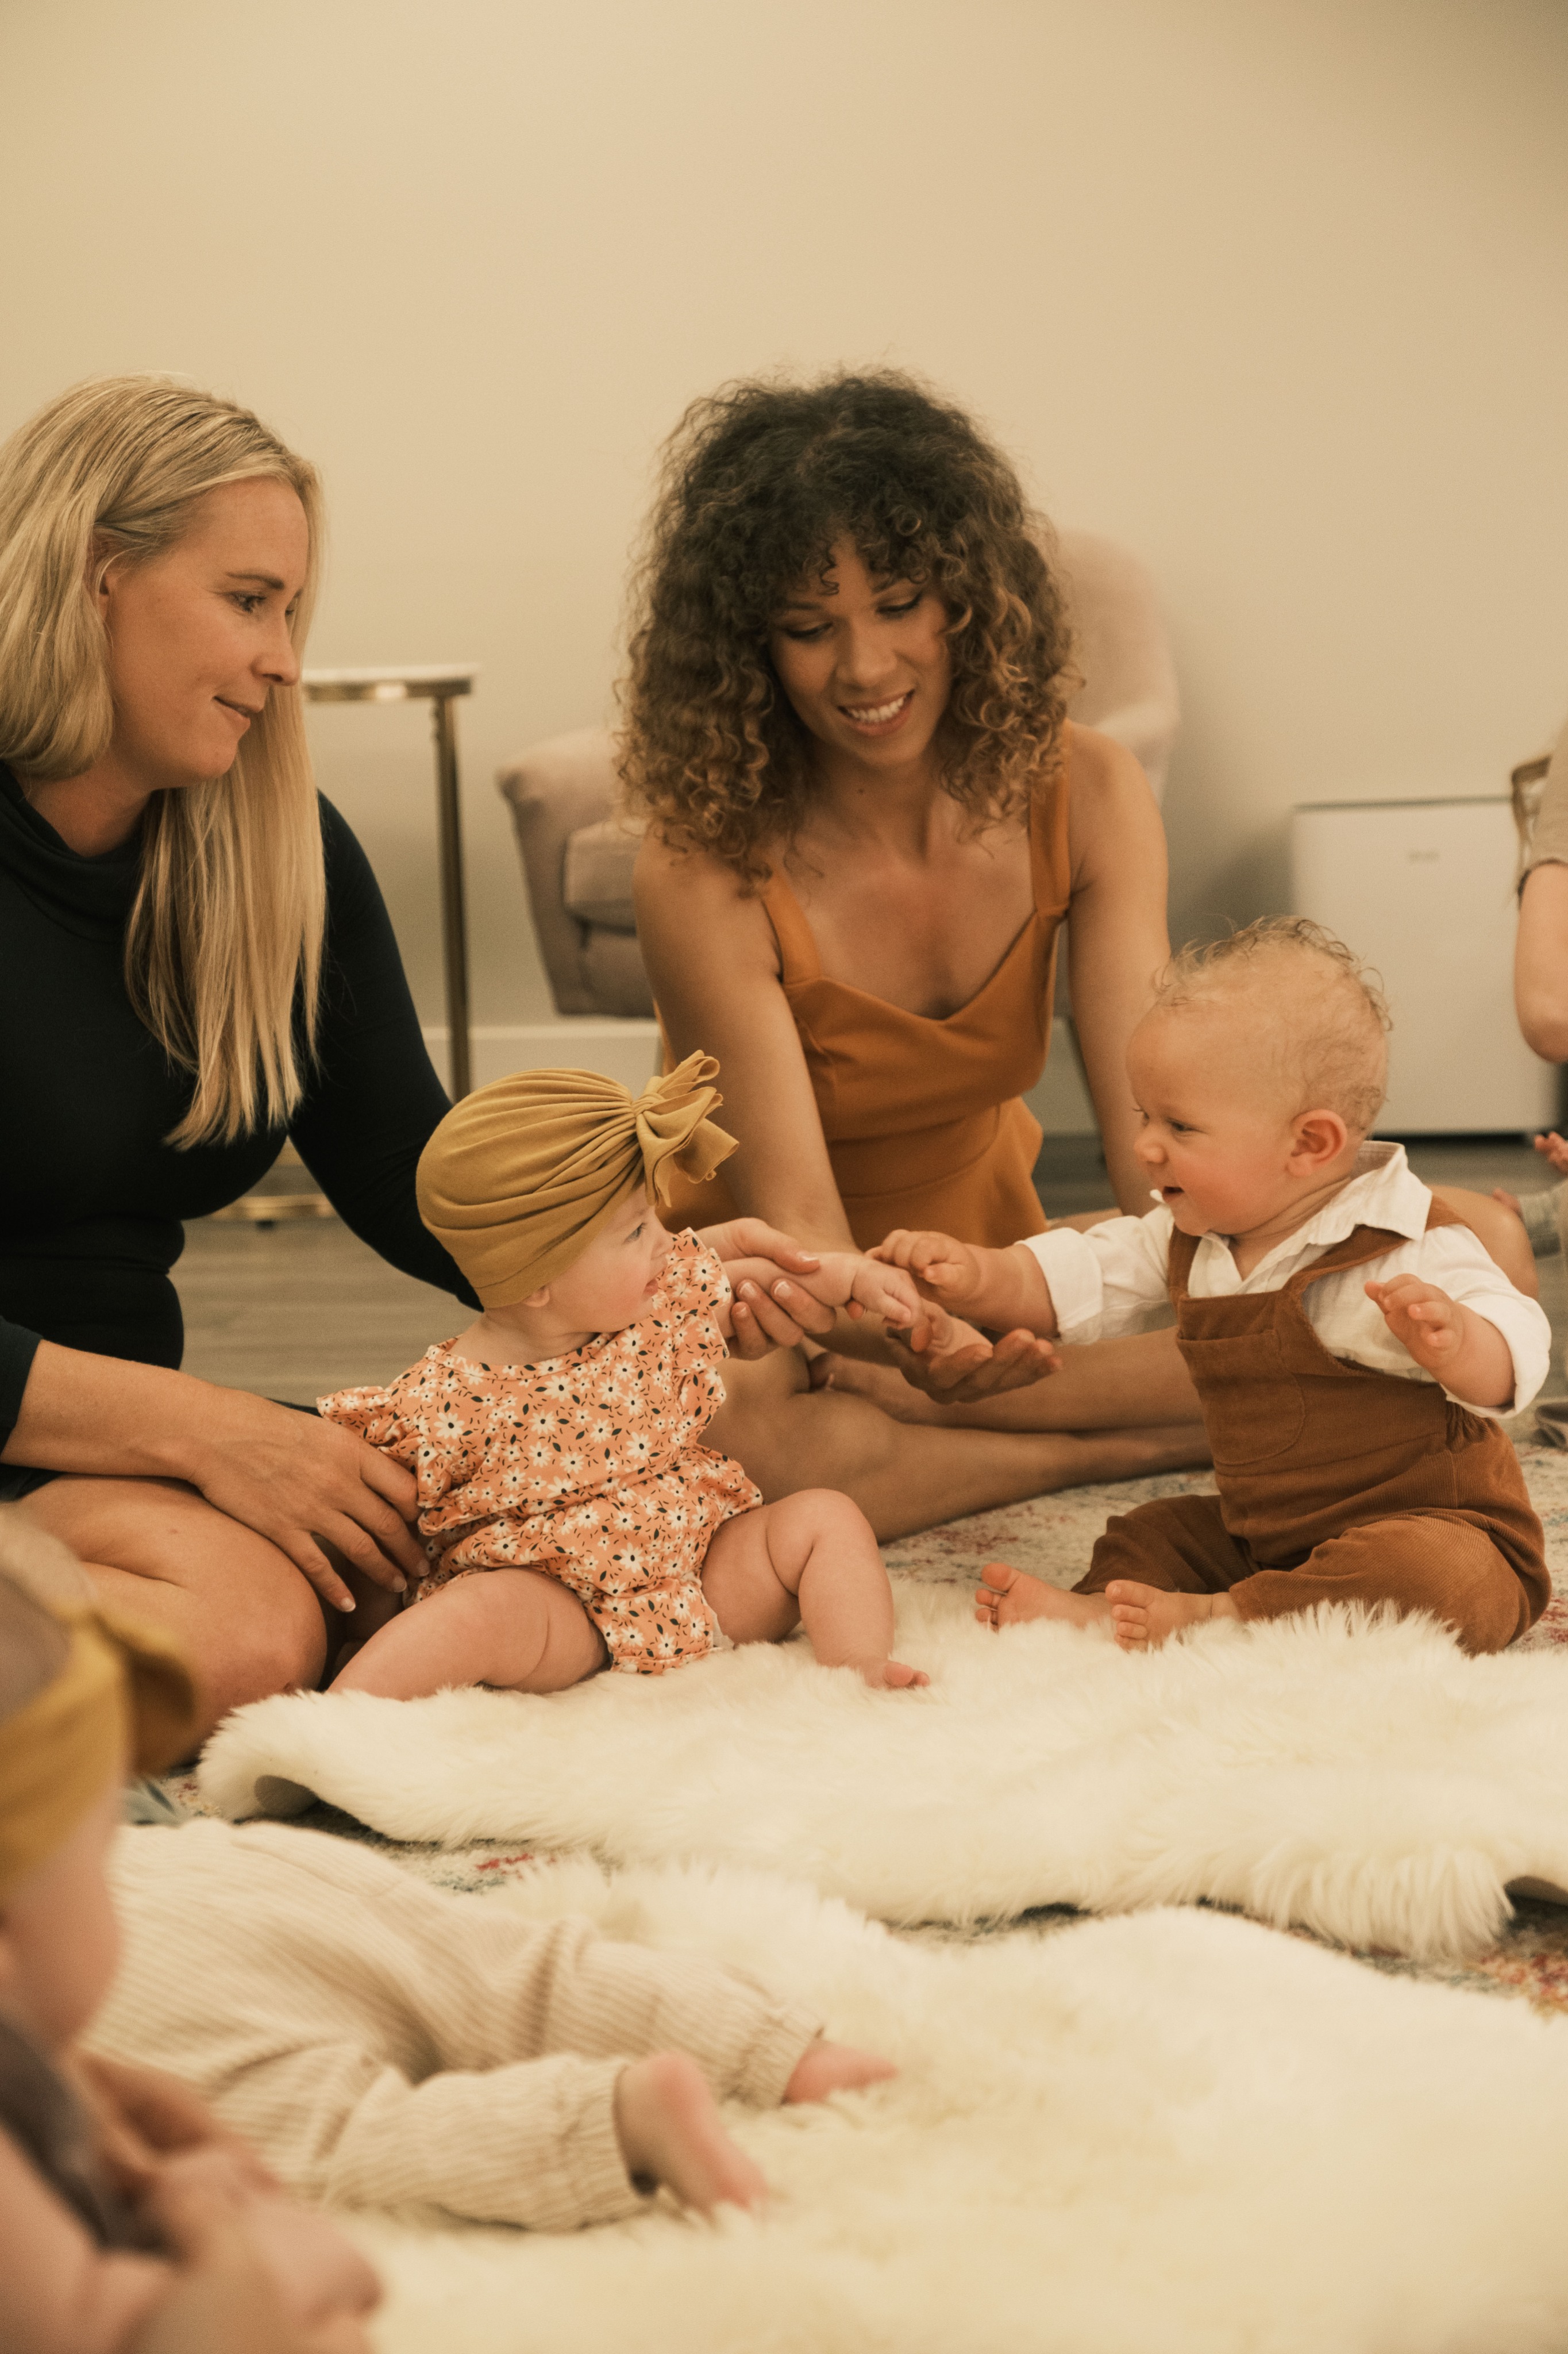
left=0, top=766, right=475, bottom=1447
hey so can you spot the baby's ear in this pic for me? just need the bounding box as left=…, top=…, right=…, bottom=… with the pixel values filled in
left=1289, top=1107, right=1350, bottom=1171
left=523, top=1284, right=551, bottom=1308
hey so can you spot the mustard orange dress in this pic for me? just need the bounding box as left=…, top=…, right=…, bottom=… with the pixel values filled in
left=318, top=1233, right=760, bottom=1674
left=665, top=726, right=1077, bottom=1251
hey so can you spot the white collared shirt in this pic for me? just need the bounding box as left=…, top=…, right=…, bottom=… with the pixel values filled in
left=1023, top=1141, right=1550, bottom=1418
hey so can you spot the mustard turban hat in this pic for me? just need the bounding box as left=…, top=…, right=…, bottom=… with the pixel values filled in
left=0, top=1594, right=198, bottom=1903
left=417, top=1051, right=739, bottom=1309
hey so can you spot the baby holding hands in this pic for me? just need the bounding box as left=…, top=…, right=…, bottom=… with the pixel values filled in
left=876, top=920, right=1551, bottom=1655
left=322, top=1053, right=931, bottom=1697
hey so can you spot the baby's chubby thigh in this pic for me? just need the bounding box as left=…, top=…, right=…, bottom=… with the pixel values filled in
left=333, top=1566, right=607, bottom=1698
left=699, top=1490, right=872, bottom=1645
left=700, top=1507, right=801, bottom=1645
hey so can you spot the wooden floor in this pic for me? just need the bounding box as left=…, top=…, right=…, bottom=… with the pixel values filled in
left=174, top=1136, right=1568, bottom=1407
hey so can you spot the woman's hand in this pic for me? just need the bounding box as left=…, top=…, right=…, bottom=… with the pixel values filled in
left=699, top=1217, right=839, bottom=1357
left=184, top=1385, right=425, bottom=1611
left=883, top=1309, right=1060, bottom=1404
left=74, top=2054, right=271, bottom=2201
left=5, top=1341, right=426, bottom=1613
left=725, top=1247, right=923, bottom=1334
left=130, top=2166, right=379, bottom=2354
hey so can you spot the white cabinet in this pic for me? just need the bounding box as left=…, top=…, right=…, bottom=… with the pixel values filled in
left=1289, top=798, right=1558, bottom=1135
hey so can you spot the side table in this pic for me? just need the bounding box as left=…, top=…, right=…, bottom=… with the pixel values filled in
left=302, top=664, right=481, bottom=1099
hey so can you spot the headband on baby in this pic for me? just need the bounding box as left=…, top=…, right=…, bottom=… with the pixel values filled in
left=0, top=1603, right=198, bottom=1903
left=417, top=1050, right=739, bottom=1309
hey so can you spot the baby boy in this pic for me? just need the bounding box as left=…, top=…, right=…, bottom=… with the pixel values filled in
left=876, top=919, right=1551, bottom=1653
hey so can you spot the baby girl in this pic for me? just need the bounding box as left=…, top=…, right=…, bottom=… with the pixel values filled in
left=322, top=1053, right=930, bottom=1698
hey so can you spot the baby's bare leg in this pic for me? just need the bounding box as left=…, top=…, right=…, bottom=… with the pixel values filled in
left=702, top=1493, right=929, bottom=1688
left=329, top=1568, right=606, bottom=1698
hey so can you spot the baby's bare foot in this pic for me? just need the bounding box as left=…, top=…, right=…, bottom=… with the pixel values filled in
left=847, top=1656, right=930, bottom=1689
left=1104, top=1580, right=1240, bottom=1651
left=976, top=1561, right=1111, bottom=1630
left=613, top=2052, right=766, bottom=2214
left=783, top=2041, right=897, bottom=2103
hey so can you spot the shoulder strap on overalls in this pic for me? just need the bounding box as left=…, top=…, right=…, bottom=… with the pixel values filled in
left=1168, top=1190, right=1454, bottom=1307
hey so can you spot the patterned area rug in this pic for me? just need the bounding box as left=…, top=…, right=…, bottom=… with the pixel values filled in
left=161, top=1444, right=1568, bottom=2013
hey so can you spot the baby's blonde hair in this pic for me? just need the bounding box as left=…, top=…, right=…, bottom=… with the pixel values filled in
left=1151, top=917, right=1391, bottom=1132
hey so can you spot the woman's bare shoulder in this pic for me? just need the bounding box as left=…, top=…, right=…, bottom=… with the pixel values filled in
left=1061, top=721, right=1165, bottom=874
left=633, top=832, right=779, bottom=967
left=1061, top=719, right=1158, bottom=800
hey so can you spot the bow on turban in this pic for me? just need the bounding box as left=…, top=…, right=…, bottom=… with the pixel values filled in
left=0, top=1599, right=198, bottom=1903
left=416, top=1051, right=738, bottom=1309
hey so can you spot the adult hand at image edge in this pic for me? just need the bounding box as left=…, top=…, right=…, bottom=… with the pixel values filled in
left=3, top=1341, right=424, bottom=1608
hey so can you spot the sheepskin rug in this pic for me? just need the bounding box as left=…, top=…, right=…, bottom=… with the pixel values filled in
left=199, top=1583, right=1568, bottom=1963
left=331, top=1855, right=1568, bottom=2354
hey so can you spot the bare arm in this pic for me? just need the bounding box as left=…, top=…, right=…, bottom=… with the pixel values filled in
left=1515, top=862, right=1568, bottom=1064
left=1063, top=732, right=1171, bottom=1213
left=2, top=1343, right=425, bottom=1607
left=635, top=836, right=856, bottom=1251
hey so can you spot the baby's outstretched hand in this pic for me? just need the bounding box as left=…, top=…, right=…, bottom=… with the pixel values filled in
left=1534, top=1130, right=1568, bottom=1178
left=1365, top=1274, right=1465, bottom=1370
left=870, top=1226, right=985, bottom=1307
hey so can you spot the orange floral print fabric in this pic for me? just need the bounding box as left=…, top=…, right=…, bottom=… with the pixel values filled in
left=318, top=1230, right=760, bottom=1673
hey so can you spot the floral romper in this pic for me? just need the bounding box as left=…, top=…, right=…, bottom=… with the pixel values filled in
left=318, top=1232, right=761, bottom=1672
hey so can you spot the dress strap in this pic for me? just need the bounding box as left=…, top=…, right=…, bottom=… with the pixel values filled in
left=1028, top=729, right=1073, bottom=915
left=760, top=867, right=822, bottom=987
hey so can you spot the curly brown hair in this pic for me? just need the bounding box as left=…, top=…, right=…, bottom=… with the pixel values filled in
left=618, top=370, right=1074, bottom=885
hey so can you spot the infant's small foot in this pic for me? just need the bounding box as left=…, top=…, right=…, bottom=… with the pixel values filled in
left=784, top=2041, right=897, bottom=2103
left=1104, top=1580, right=1240, bottom=1651
left=613, top=2052, right=766, bottom=2214
left=850, top=1656, right=929, bottom=1688
left=976, top=1561, right=1110, bottom=1630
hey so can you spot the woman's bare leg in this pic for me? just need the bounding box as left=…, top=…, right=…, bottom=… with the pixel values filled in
left=24, top=1475, right=328, bottom=1743
left=1430, top=1186, right=1536, bottom=1296
left=707, top=1353, right=1209, bottom=1544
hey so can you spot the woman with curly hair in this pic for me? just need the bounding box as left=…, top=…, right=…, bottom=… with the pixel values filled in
left=626, top=370, right=1213, bottom=1524
left=627, top=372, right=1534, bottom=1536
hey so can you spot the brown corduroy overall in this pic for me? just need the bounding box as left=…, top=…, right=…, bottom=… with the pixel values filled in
left=1074, top=1205, right=1549, bottom=1653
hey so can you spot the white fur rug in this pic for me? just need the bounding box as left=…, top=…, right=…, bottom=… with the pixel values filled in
left=337, top=1856, right=1568, bottom=2354
left=199, top=1584, right=1568, bottom=1963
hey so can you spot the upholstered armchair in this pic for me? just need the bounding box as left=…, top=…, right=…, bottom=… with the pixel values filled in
left=498, top=529, right=1180, bottom=1021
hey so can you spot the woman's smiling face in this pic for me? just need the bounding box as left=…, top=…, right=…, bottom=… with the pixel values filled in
left=768, top=539, right=951, bottom=774
left=97, top=475, right=309, bottom=793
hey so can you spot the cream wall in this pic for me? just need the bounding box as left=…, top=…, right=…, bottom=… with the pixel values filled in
left=3, top=0, right=1566, bottom=1033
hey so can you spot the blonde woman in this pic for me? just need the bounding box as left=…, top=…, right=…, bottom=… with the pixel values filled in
left=0, top=375, right=822, bottom=1741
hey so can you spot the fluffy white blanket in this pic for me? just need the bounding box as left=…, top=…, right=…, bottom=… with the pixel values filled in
left=199, top=1584, right=1568, bottom=1963
left=344, top=1856, right=1568, bottom=2354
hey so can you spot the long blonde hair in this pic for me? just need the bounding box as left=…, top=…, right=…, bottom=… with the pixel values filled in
left=0, top=375, right=327, bottom=1147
